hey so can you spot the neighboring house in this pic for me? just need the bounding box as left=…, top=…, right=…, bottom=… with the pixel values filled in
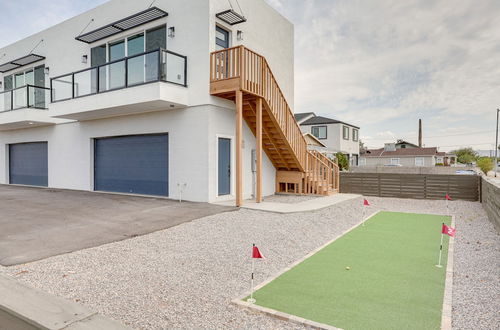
left=295, top=112, right=360, bottom=166
left=360, top=142, right=456, bottom=167
left=0, top=0, right=338, bottom=206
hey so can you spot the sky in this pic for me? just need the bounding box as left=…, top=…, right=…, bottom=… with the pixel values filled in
left=0, top=0, right=499, bottom=152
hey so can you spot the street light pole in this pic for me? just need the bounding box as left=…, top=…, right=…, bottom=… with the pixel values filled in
left=495, top=108, right=499, bottom=177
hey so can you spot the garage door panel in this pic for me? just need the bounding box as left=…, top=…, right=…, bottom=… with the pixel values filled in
left=9, top=142, right=48, bottom=187
left=94, top=134, right=168, bottom=196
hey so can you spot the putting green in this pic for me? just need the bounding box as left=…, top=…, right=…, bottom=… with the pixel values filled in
left=251, top=211, right=451, bottom=330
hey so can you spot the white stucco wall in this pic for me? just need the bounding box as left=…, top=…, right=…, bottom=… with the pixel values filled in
left=300, top=123, right=359, bottom=155
left=0, top=0, right=289, bottom=202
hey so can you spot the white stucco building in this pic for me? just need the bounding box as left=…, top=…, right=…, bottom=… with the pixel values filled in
left=295, top=112, right=360, bottom=166
left=0, top=0, right=339, bottom=204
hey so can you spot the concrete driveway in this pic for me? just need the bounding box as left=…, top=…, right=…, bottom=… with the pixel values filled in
left=0, top=185, right=236, bottom=266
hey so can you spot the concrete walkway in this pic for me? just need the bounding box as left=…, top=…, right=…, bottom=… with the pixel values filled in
left=215, top=193, right=361, bottom=213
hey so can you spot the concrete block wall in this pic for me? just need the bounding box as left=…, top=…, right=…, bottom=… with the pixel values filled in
left=481, top=176, right=500, bottom=232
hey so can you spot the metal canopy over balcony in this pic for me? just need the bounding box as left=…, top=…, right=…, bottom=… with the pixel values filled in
left=0, top=54, right=45, bottom=73
left=75, top=7, right=168, bottom=44
left=216, top=9, right=246, bottom=25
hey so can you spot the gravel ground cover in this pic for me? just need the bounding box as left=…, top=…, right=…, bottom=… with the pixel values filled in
left=2, top=197, right=499, bottom=329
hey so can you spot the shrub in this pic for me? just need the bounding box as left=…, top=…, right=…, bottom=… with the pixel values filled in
left=476, top=157, right=493, bottom=174
left=435, top=163, right=444, bottom=166
left=335, top=152, right=349, bottom=171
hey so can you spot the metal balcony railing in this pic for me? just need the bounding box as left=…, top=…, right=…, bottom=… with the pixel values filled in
left=0, top=85, right=50, bottom=112
left=50, top=48, right=187, bottom=103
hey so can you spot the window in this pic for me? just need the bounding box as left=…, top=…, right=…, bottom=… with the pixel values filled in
left=90, top=25, right=166, bottom=65
left=311, top=126, right=327, bottom=139
left=343, top=126, right=350, bottom=140
left=216, top=26, right=230, bottom=50
left=4, top=65, right=45, bottom=108
left=415, top=157, right=425, bottom=166
left=390, top=158, right=400, bottom=165
left=352, top=129, right=358, bottom=142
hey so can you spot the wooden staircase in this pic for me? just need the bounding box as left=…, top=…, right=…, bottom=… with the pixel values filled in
left=210, top=46, right=339, bottom=202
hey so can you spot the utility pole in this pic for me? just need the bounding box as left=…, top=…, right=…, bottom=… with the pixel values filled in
left=495, top=109, right=499, bottom=177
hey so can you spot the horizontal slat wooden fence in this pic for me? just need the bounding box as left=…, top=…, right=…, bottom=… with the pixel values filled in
left=340, top=173, right=480, bottom=201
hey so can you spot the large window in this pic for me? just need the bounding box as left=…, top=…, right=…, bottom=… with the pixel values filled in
left=352, top=129, right=359, bottom=142
left=216, top=26, right=230, bottom=50
left=90, top=25, right=166, bottom=65
left=415, top=157, right=424, bottom=166
left=311, top=126, right=327, bottom=139
left=343, top=126, right=350, bottom=140
left=3, top=65, right=45, bottom=108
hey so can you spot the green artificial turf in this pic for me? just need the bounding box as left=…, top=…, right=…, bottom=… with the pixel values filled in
left=251, top=211, right=451, bottom=330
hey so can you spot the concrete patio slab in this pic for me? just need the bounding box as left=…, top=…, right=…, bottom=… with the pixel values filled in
left=0, top=185, right=236, bottom=266
left=215, top=193, right=361, bottom=213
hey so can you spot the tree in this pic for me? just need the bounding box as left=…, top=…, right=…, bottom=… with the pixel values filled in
left=335, top=152, right=349, bottom=171
left=477, top=157, right=493, bottom=174
left=452, top=147, right=478, bottom=164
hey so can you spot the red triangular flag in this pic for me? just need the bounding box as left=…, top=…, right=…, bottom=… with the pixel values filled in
left=445, top=194, right=452, bottom=201
left=363, top=199, right=370, bottom=206
left=441, top=223, right=456, bottom=237
left=252, top=245, right=264, bottom=259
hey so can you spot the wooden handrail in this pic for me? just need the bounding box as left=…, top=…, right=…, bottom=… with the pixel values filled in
left=210, top=46, right=340, bottom=195
left=210, top=46, right=308, bottom=171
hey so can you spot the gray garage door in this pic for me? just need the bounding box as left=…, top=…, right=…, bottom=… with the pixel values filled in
left=9, top=142, right=48, bottom=187
left=94, top=134, right=168, bottom=196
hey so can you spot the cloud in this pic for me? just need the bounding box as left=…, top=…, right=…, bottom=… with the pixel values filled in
left=267, top=0, right=500, bottom=151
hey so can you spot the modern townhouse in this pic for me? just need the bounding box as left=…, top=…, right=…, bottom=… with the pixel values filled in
left=0, top=0, right=339, bottom=206
left=295, top=112, right=360, bottom=166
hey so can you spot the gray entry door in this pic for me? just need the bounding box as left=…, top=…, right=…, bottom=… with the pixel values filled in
left=94, top=134, right=168, bottom=196
left=218, top=138, right=231, bottom=195
left=9, top=142, right=48, bottom=187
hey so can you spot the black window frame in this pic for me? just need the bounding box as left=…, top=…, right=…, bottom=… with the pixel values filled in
left=311, top=125, right=327, bottom=140
left=352, top=128, right=359, bottom=142
left=216, top=26, right=230, bottom=49
left=343, top=126, right=350, bottom=140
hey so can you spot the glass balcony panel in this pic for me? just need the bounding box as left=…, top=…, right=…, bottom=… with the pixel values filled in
left=29, top=86, right=50, bottom=109
left=52, top=75, right=73, bottom=102
left=163, top=51, right=186, bottom=85
left=74, top=69, right=97, bottom=97
left=13, top=87, right=27, bottom=109
left=0, top=91, right=12, bottom=112
left=99, top=61, right=126, bottom=92
left=145, top=52, right=159, bottom=83
left=127, top=56, right=145, bottom=86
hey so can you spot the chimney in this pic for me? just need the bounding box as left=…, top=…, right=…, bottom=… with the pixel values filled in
left=418, top=119, right=422, bottom=147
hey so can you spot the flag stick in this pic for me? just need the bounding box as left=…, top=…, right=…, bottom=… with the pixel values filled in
left=436, top=224, right=444, bottom=268
left=248, top=244, right=256, bottom=304
left=362, top=206, right=365, bottom=226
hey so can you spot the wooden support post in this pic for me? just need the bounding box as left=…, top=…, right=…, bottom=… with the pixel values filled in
left=256, top=98, right=263, bottom=203
left=235, top=90, right=243, bottom=207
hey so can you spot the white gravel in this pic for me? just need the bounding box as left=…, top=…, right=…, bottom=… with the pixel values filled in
left=3, top=196, right=499, bottom=329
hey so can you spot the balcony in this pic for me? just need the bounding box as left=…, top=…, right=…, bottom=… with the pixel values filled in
left=49, top=49, right=188, bottom=121
left=0, top=85, right=62, bottom=131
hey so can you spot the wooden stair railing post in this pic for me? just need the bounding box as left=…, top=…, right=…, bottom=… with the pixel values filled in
left=235, top=90, right=243, bottom=207
left=256, top=97, right=263, bottom=203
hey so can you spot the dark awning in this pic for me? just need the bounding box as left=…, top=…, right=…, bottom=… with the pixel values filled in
left=75, top=7, right=168, bottom=44
left=216, top=9, right=246, bottom=25
left=0, top=54, right=45, bottom=73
